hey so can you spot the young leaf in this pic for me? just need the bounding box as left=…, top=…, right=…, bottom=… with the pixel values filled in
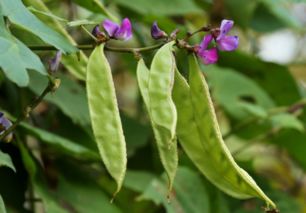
left=137, top=52, right=178, bottom=193
left=0, top=0, right=77, bottom=53
left=0, top=150, right=16, bottom=172
left=0, top=17, right=46, bottom=86
left=172, top=55, right=276, bottom=208
left=0, top=195, right=6, bottom=213
left=87, top=44, right=127, bottom=196
left=23, top=0, right=88, bottom=80
left=20, top=123, right=99, bottom=160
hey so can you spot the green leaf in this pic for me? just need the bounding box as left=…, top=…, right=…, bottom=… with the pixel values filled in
left=71, top=0, right=118, bottom=22
left=0, top=195, right=6, bottom=213
left=172, top=55, right=276, bottom=208
left=0, top=0, right=77, bottom=53
left=137, top=53, right=178, bottom=192
left=219, top=52, right=301, bottom=106
left=0, top=150, right=15, bottom=172
left=0, top=17, right=46, bottom=86
left=86, top=44, right=127, bottom=196
left=27, top=6, right=67, bottom=22
left=138, top=167, right=210, bottom=213
left=124, top=170, right=155, bottom=192
left=28, top=72, right=90, bottom=127
left=204, top=65, right=274, bottom=120
left=23, top=0, right=87, bottom=80
left=112, top=0, right=202, bottom=16
left=259, top=0, right=302, bottom=29
left=20, top=123, right=99, bottom=160
left=270, top=113, right=304, bottom=132
left=238, top=102, right=268, bottom=119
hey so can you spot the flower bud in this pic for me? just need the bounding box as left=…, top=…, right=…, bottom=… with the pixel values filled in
left=0, top=112, right=13, bottom=143
left=49, top=51, right=62, bottom=73
left=151, top=21, right=167, bottom=40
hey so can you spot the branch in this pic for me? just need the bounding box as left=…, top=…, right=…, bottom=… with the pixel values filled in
left=28, top=43, right=165, bottom=53
left=0, top=76, right=60, bottom=142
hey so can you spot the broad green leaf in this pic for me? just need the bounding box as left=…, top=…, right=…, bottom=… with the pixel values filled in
left=138, top=167, right=210, bottom=213
left=20, top=123, right=99, bottom=160
left=238, top=102, right=268, bottom=119
left=27, top=6, right=67, bottom=22
left=137, top=53, right=178, bottom=192
left=87, top=44, right=127, bottom=196
left=112, top=0, right=202, bottom=16
left=219, top=52, right=301, bottom=106
left=0, top=17, right=46, bottom=86
left=259, top=0, right=302, bottom=30
left=55, top=176, right=122, bottom=213
left=0, top=150, right=15, bottom=172
left=28, top=72, right=90, bottom=127
left=270, top=113, right=304, bottom=132
left=124, top=170, right=155, bottom=192
left=204, top=65, right=274, bottom=120
left=71, top=0, right=118, bottom=22
left=172, top=55, right=276, bottom=208
left=0, top=0, right=77, bottom=53
left=0, top=195, right=6, bottom=213
left=23, top=0, right=87, bottom=80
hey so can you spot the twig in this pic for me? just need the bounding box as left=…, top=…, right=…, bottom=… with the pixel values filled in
left=0, top=76, right=60, bottom=142
left=28, top=43, right=165, bottom=53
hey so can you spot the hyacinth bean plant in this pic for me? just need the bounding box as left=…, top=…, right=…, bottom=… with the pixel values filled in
left=1, top=0, right=304, bottom=212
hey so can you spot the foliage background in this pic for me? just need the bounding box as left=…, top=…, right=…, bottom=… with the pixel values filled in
left=1, top=0, right=306, bottom=212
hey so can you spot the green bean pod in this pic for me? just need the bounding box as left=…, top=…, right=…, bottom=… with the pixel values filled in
left=86, top=44, right=127, bottom=196
left=137, top=56, right=178, bottom=192
left=172, top=55, right=276, bottom=208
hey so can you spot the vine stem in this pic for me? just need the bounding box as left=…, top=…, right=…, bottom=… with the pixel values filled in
left=0, top=76, right=60, bottom=142
left=28, top=43, right=165, bottom=53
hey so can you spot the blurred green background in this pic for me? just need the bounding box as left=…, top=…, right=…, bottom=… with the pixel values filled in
left=1, top=0, right=306, bottom=212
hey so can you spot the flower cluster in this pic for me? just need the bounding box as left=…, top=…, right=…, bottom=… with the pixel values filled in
left=0, top=112, right=13, bottom=142
left=91, top=18, right=238, bottom=65
left=196, top=19, right=239, bottom=65
left=92, top=18, right=132, bottom=41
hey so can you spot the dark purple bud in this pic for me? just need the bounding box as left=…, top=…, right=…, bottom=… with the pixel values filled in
left=0, top=112, right=13, bottom=142
left=92, top=25, right=106, bottom=40
left=151, top=21, right=167, bottom=40
left=49, top=51, right=62, bottom=73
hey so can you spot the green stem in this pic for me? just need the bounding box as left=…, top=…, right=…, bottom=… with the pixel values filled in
left=28, top=43, right=165, bottom=53
left=0, top=77, right=60, bottom=142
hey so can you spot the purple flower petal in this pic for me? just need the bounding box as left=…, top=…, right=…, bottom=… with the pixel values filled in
left=217, top=19, right=234, bottom=40
left=102, top=19, right=119, bottom=37
left=197, top=47, right=218, bottom=65
left=151, top=21, right=167, bottom=39
left=200, top=34, right=213, bottom=50
left=0, top=113, right=13, bottom=142
left=114, top=18, right=132, bottom=41
left=49, top=51, right=62, bottom=73
left=217, top=35, right=239, bottom=51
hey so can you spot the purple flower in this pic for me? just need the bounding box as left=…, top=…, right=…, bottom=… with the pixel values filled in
left=196, top=34, right=218, bottom=65
left=102, top=18, right=132, bottom=41
left=151, top=22, right=167, bottom=40
left=215, top=19, right=239, bottom=51
left=0, top=112, right=13, bottom=142
left=49, top=51, right=62, bottom=73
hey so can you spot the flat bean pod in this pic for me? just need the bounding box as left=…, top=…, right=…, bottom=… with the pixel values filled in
left=86, top=44, right=127, bottom=196
left=172, top=55, right=275, bottom=208
left=137, top=57, right=178, bottom=191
